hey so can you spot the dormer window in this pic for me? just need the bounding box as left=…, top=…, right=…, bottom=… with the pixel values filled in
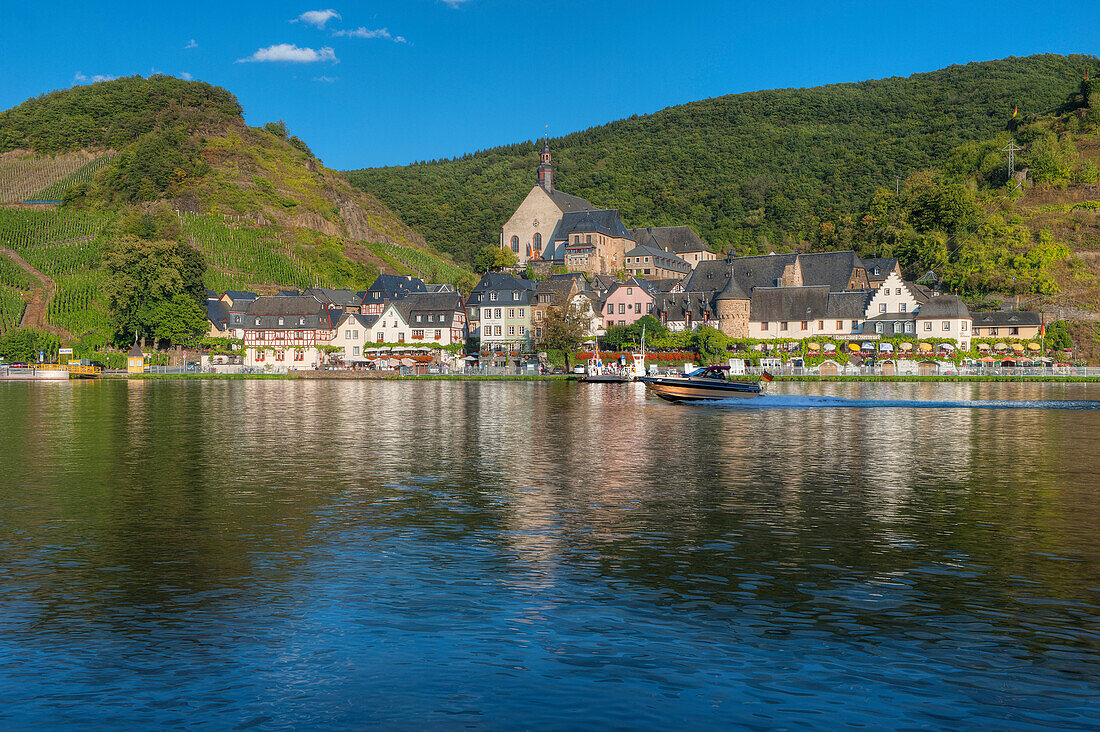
left=490, top=292, right=497, bottom=301
left=299, top=317, right=305, bottom=325
left=255, top=318, right=261, bottom=325
left=234, top=315, right=241, bottom=323
left=512, top=291, right=519, bottom=300
left=278, top=317, right=284, bottom=325
left=416, top=314, right=422, bottom=322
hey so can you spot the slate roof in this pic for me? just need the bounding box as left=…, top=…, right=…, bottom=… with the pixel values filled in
left=606, top=277, right=660, bottom=299
left=749, top=286, right=832, bottom=322
left=401, top=291, right=465, bottom=328
left=363, top=274, right=428, bottom=304
left=535, top=277, right=578, bottom=305
left=305, top=287, right=364, bottom=308
left=336, top=311, right=379, bottom=329
left=205, top=299, right=230, bottom=332
left=862, top=257, right=899, bottom=280
left=467, top=272, right=536, bottom=307
left=647, top=278, right=685, bottom=293
left=242, top=296, right=338, bottom=329
left=826, top=291, right=873, bottom=319
left=128, top=343, right=144, bottom=357
left=546, top=189, right=595, bottom=213
left=655, top=292, right=716, bottom=322
left=916, top=295, right=969, bottom=319
left=716, top=273, right=749, bottom=301
left=971, top=310, right=1041, bottom=327
left=625, top=244, right=690, bottom=274
left=798, top=251, right=863, bottom=290
left=628, top=226, right=714, bottom=255
left=222, top=290, right=258, bottom=305
left=555, top=209, right=632, bottom=243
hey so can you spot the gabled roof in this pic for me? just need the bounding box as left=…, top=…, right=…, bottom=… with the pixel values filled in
left=916, top=295, right=969, bottom=319
left=365, top=274, right=427, bottom=302
left=628, top=226, right=713, bottom=255
left=246, top=296, right=326, bottom=317
left=205, top=299, right=230, bottom=331
left=655, top=291, right=716, bottom=322
left=128, top=343, right=144, bottom=357
left=606, top=277, right=660, bottom=299
left=798, top=251, right=863, bottom=290
left=749, top=286, right=832, bottom=322
left=826, top=291, right=872, bottom=319
left=221, top=290, right=258, bottom=304
left=861, top=257, right=899, bottom=279
left=545, top=189, right=595, bottom=213
left=336, top=311, right=379, bottom=329
left=624, top=244, right=690, bottom=273
left=304, top=287, right=363, bottom=307
left=555, top=209, right=632, bottom=242
left=971, top=310, right=1042, bottom=327
left=647, top=278, right=685, bottom=293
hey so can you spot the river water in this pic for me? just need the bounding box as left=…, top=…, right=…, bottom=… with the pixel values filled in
left=1, top=379, right=1098, bottom=729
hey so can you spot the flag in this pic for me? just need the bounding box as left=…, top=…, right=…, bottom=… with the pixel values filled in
left=761, top=371, right=774, bottom=383
left=1012, top=106, right=1018, bottom=118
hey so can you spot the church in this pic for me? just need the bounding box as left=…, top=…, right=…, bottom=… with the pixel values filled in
left=499, top=140, right=714, bottom=276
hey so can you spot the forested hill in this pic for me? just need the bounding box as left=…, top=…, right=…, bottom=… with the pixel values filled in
left=345, top=53, right=1099, bottom=265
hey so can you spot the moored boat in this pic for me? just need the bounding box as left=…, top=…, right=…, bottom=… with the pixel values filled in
left=639, top=365, right=770, bottom=402
left=0, top=366, right=70, bottom=381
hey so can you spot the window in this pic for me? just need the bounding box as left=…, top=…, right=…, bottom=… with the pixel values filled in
left=781, top=322, right=789, bottom=331
left=627, top=287, right=633, bottom=295
left=1010, top=326, right=1018, bottom=335
left=761, top=322, right=768, bottom=331
left=618, top=320, right=625, bottom=326
left=398, top=333, right=405, bottom=342
left=942, top=321, right=950, bottom=331
left=875, top=322, right=883, bottom=333
left=905, top=322, right=913, bottom=333
left=435, top=329, right=442, bottom=339
left=353, top=346, right=360, bottom=356
left=495, top=308, right=501, bottom=319
left=924, top=322, right=932, bottom=331
left=644, top=257, right=650, bottom=263
left=508, top=325, right=515, bottom=336
left=635, top=303, right=642, bottom=313
left=647, top=303, right=654, bottom=314
left=852, top=320, right=859, bottom=330
left=879, top=303, right=887, bottom=313
left=606, top=320, right=613, bottom=328
left=255, top=318, right=261, bottom=325
left=836, top=320, right=843, bottom=330
left=494, top=325, right=502, bottom=336
left=900, top=303, right=906, bottom=313
left=353, top=330, right=358, bottom=339
left=294, top=350, right=304, bottom=361
left=512, top=291, right=519, bottom=300
left=818, top=320, right=824, bottom=330
left=490, top=292, right=498, bottom=301
left=518, top=308, right=524, bottom=318
left=508, top=308, right=515, bottom=319
left=896, top=288, right=902, bottom=295
left=416, top=314, right=422, bottom=322
left=412, top=329, right=424, bottom=338
left=299, top=318, right=305, bottom=325
left=533, top=233, right=542, bottom=252
left=800, top=321, right=808, bottom=330
left=482, top=308, right=490, bottom=320
left=518, top=326, right=525, bottom=335
left=990, top=327, right=998, bottom=336
left=586, top=235, right=592, bottom=244
left=535, top=311, right=543, bottom=322
left=345, top=330, right=351, bottom=338
left=377, top=334, right=384, bottom=343
left=607, top=303, right=614, bottom=314
left=619, top=303, right=626, bottom=314
left=511, top=236, right=519, bottom=253
left=234, top=315, right=241, bottom=324
left=278, top=318, right=284, bottom=326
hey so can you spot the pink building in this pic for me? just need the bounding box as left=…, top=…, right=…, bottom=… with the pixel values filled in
left=601, top=278, right=660, bottom=328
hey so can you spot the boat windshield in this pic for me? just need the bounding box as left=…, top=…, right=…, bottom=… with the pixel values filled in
left=685, top=366, right=727, bottom=379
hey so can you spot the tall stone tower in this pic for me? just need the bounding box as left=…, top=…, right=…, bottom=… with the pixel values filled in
left=537, top=138, right=554, bottom=192
left=715, top=272, right=750, bottom=338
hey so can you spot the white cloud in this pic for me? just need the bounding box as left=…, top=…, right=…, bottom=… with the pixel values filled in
left=73, top=72, right=118, bottom=84
left=294, top=9, right=340, bottom=28
left=441, top=0, right=472, bottom=7
left=333, top=26, right=407, bottom=43
left=237, top=44, right=338, bottom=64
left=180, top=72, right=193, bottom=80
left=185, top=39, right=198, bottom=49
left=313, top=75, right=338, bottom=83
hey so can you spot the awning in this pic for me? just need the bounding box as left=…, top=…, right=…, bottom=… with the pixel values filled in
left=401, top=358, right=415, bottom=367
left=939, top=343, right=955, bottom=351
left=377, top=346, right=390, bottom=352
left=900, top=342, right=914, bottom=352
left=979, top=355, right=996, bottom=363
left=879, top=342, right=894, bottom=351
left=861, top=342, right=875, bottom=351
left=848, top=343, right=860, bottom=352
left=1011, top=343, right=1025, bottom=352
left=462, top=355, right=479, bottom=361
left=918, top=342, right=932, bottom=352
left=823, top=343, right=836, bottom=352
left=994, top=343, right=1007, bottom=351
left=976, top=343, right=990, bottom=350
left=807, top=342, right=820, bottom=350
left=1026, top=342, right=1040, bottom=351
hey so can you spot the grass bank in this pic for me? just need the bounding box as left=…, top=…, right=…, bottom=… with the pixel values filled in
left=771, top=375, right=1100, bottom=383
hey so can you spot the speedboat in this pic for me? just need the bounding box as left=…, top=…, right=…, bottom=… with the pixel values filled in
left=639, top=365, right=770, bottom=402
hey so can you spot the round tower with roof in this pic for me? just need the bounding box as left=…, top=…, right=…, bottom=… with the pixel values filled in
left=715, top=272, right=750, bottom=338
left=537, top=138, right=553, bottom=192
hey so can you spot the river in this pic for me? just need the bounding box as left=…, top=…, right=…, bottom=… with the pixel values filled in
left=1, top=379, right=1098, bottom=729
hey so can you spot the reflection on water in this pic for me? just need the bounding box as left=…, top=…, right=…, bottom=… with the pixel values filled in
left=0, top=379, right=1098, bottom=728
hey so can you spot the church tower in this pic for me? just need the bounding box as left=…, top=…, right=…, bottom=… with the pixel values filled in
left=537, top=138, right=554, bottom=192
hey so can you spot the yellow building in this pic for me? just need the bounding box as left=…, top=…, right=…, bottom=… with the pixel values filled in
left=127, top=343, right=145, bottom=374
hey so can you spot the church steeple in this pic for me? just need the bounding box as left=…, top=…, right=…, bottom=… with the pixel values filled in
left=537, top=137, right=553, bottom=192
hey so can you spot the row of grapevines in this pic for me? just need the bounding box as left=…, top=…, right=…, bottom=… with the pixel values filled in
left=32, top=154, right=117, bottom=200
left=0, top=153, right=93, bottom=203
left=0, top=253, right=34, bottom=290
left=48, top=270, right=110, bottom=336
left=0, top=285, right=26, bottom=333
left=364, top=241, right=471, bottom=284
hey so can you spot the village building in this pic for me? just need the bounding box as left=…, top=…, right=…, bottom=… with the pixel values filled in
left=655, top=291, right=719, bottom=332
left=601, top=278, right=660, bottom=329
left=331, top=312, right=378, bottom=361
left=971, top=310, right=1042, bottom=339
left=401, top=291, right=467, bottom=347
left=361, top=275, right=428, bottom=315
left=628, top=226, right=719, bottom=267
left=466, top=272, right=536, bottom=354
left=623, top=243, right=690, bottom=279
left=240, top=296, right=339, bottom=370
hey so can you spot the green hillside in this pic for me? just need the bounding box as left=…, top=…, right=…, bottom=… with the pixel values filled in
left=346, top=54, right=1100, bottom=264
left=0, top=75, right=473, bottom=351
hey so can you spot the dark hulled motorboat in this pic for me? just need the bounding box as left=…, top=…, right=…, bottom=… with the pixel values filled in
left=638, top=365, right=770, bottom=402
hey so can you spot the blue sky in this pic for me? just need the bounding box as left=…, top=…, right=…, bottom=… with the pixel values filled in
left=1, top=1, right=1097, bottom=169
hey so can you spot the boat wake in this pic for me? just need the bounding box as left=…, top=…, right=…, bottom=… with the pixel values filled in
left=706, top=394, right=1100, bottom=410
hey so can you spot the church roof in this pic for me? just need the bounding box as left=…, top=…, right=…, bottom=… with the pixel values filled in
left=555, top=209, right=631, bottom=241
left=545, top=189, right=594, bottom=213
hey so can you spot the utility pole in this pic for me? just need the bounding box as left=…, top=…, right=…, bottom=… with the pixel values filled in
left=1002, top=139, right=1022, bottom=182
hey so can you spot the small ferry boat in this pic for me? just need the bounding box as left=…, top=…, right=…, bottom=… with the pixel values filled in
left=0, top=365, right=70, bottom=381
left=639, top=365, right=771, bottom=402
left=578, top=355, right=633, bottom=383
